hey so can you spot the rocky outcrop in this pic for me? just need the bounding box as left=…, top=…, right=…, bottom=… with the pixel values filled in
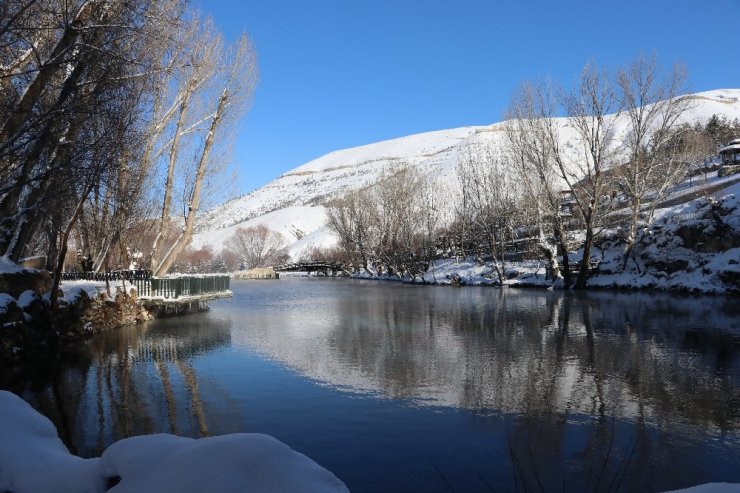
left=79, top=288, right=152, bottom=336
left=590, top=188, right=740, bottom=294
left=0, top=287, right=151, bottom=365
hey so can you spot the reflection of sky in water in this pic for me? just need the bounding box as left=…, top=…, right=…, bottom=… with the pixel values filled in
left=4, top=279, right=740, bottom=492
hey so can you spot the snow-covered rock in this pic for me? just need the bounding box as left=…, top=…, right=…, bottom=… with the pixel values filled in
left=0, top=256, right=27, bottom=274
left=591, top=181, right=740, bottom=294
left=0, top=391, right=349, bottom=493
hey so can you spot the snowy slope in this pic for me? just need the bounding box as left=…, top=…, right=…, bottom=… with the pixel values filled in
left=193, top=89, right=740, bottom=259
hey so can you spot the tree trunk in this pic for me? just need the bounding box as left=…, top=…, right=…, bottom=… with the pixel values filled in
left=153, top=89, right=227, bottom=276
left=575, top=224, right=594, bottom=290
left=622, top=200, right=641, bottom=270
left=51, top=184, right=94, bottom=311
left=537, top=226, right=560, bottom=280
left=150, top=80, right=195, bottom=271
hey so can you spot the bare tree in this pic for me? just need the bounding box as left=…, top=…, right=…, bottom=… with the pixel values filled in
left=370, top=165, right=423, bottom=277
left=457, top=143, right=520, bottom=284
left=615, top=54, right=695, bottom=266
left=503, top=81, right=574, bottom=285
left=326, top=190, right=374, bottom=274
left=417, top=175, right=443, bottom=282
left=151, top=26, right=258, bottom=276
left=225, top=225, right=288, bottom=269
left=0, top=0, right=181, bottom=272
left=148, top=14, right=221, bottom=273
left=559, top=63, right=619, bottom=289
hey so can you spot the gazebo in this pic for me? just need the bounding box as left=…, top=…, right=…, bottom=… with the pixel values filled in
left=719, top=138, right=740, bottom=165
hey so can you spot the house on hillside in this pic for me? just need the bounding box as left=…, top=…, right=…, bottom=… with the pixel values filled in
left=719, top=138, right=740, bottom=176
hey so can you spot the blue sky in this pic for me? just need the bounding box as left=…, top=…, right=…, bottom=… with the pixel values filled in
left=198, top=0, right=740, bottom=194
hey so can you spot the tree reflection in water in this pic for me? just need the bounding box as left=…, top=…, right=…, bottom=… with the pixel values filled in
left=3, top=316, right=232, bottom=457
left=227, top=281, right=739, bottom=490
left=235, top=285, right=738, bottom=429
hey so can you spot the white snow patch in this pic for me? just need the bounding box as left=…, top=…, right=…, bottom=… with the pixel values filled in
left=0, top=256, right=27, bottom=274
left=17, top=290, right=39, bottom=308
left=0, top=293, right=15, bottom=314
left=0, top=391, right=105, bottom=493
left=287, top=225, right=339, bottom=261
left=663, top=484, right=740, bottom=493
left=0, top=390, right=348, bottom=493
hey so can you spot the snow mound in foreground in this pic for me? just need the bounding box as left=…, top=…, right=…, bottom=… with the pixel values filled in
left=0, top=390, right=349, bottom=493
left=664, top=484, right=740, bottom=493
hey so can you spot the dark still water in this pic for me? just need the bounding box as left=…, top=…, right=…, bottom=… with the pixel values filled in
left=3, top=279, right=740, bottom=492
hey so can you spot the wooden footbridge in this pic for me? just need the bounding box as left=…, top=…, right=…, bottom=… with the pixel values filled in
left=274, top=261, right=344, bottom=276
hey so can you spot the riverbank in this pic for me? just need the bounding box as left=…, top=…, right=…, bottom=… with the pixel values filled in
left=0, top=278, right=151, bottom=365
left=351, top=182, right=740, bottom=294
left=0, top=271, right=236, bottom=365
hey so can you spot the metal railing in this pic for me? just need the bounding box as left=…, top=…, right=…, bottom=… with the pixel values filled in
left=61, top=270, right=152, bottom=281
left=129, top=275, right=230, bottom=299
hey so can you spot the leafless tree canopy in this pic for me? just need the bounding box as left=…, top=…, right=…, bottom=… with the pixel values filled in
left=225, top=225, right=289, bottom=270
left=614, top=54, right=704, bottom=265
left=0, top=0, right=258, bottom=285
left=326, top=164, right=431, bottom=279
left=498, top=56, right=710, bottom=288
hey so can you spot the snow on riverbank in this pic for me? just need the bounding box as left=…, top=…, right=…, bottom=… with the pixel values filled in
left=590, top=181, right=740, bottom=293
left=0, top=391, right=349, bottom=493
left=351, top=258, right=547, bottom=287
left=0, top=280, right=131, bottom=316
left=352, top=182, right=740, bottom=294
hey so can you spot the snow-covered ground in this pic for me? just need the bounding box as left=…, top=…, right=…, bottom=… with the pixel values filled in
left=0, top=281, right=119, bottom=316
left=193, top=89, right=740, bottom=259
left=0, top=390, right=348, bottom=493
left=588, top=181, right=740, bottom=293
left=0, top=255, right=29, bottom=274
left=352, top=181, right=740, bottom=294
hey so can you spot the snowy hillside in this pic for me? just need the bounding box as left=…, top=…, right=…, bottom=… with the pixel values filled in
left=193, top=89, right=740, bottom=259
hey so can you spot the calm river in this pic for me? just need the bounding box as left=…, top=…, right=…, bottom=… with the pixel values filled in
left=3, top=278, right=740, bottom=492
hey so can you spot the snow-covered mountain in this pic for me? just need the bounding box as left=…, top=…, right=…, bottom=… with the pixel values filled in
left=192, top=89, right=740, bottom=259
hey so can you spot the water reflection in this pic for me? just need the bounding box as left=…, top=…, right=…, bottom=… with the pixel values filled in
left=223, top=281, right=739, bottom=490
left=231, top=282, right=739, bottom=430
left=2, top=280, right=738, bottom=491
left=6, top=316, right=231, bottom=456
